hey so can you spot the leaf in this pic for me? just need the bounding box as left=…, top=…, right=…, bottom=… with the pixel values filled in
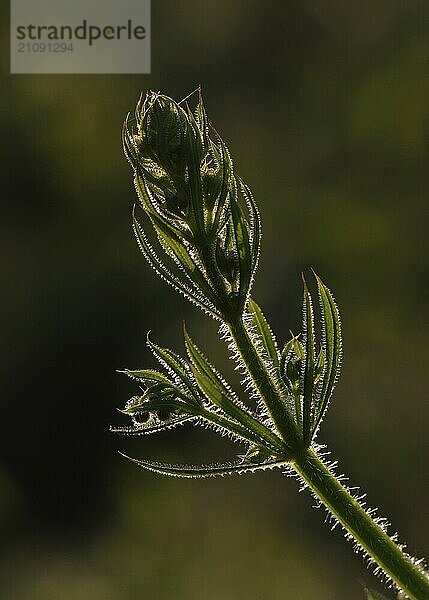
left=149, top=211, right=216, bottom=302
left=239, top=180, right=261, bottom=276
left=147, top=335, right=201, bottom=406
left=183, top=326, right=218, bottom=382
left=184, top=327, right=243, bottom=418
left=135, top=172, right=190, bottom=242
left=120, top=369, right=172, bottom=385
left=120, top=454, right=289, bottom=478
left=121, top=385, right=201, bottom=420
left=247, top=298, right=280, bottom=368
left=147, top=336, right=200, bottom=403
left=292, top=337, right=305, bottom=361
left=230, top=193, right=252, bottom=303
left=132, top=211, right=221, bottom=320
left=122, top=396, right=191, bottom=415
left=210, top=136, right=233, bottom=235
left=302, top=277, right=315, bottom=443
left=240, top=445, right=272, bottom=463
left=191, top=364, right=240, bottom=417
left=312, top=273, right=342, bottom=434
left=196, top=90, right=210, bottom=150
left=280, top=337, right=294, bottom=376
left=184, top=121, right=205, bottom=232
left=110, top=414, right=195, bottom=436
left=184, top=327, right=287, bottom=452
left=148, top=341, right=191, bottom=383
left=133, top=150, right=177, bottom=201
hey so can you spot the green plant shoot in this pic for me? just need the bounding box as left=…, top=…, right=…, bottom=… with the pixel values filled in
left=112, top=90, right=429, bottom=600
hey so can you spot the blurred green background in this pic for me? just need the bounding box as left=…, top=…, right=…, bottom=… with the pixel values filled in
left=1, top=1, right=428, bottom=598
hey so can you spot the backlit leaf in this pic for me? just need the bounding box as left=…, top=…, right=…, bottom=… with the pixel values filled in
left=302, top=277, right=315, bottom=443
left=132, top=211, right=221, bottom=319
left=184, top=327, right=287, bottom=452
left=120, top=454, right=288, bottom=478
left=312, top=273, right=342, bottom=434
left=248, top=298, right=280, bottom=368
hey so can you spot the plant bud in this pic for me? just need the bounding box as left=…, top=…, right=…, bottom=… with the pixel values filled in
left=124, top=90, right=261, bottom=320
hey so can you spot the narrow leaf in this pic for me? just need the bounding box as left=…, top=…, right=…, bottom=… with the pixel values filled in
left=239, top=180, right=261, bottom=275
left=120, top=369, right=171, bottom=385
left=120, top=454, right=288, bottom=478
left=110, top=414, right=195, bottom=436
left=248, top=298, right=280, bottom=368
left=151, top=214, right=216, bottom=302
left=132, top=212, right=221, bottom=319
left=210, top=136, right=233, bottom=234
left=302, top=277, right=315, bottom=443
left=292, top=337, right=305, bottom=360
left=123, top=396, right=196, bottom=415
left=280, top=337, right=295, bottom=377
left=183, top=325, right=221, bottom=386
left=230, top=194, right=252, bottom=302
left=184, top=327, right=287, bottom=452
left=147, top=336, right=200, bottom=402
left=312, top=273, right=342, bottom=434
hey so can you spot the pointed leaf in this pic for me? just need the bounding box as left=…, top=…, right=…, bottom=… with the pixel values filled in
left=123, top=396, right=197, bottom=415
left=280, top=337, right=295, bottom=377
left=210, top=136, right=233, bottom=234
left=132, top=212, right=221, bottom=319
left=191, top=366, right=241, bottom=418
left=183, top=325, right=221, bottom=386
left=239, top=180, right=261, bottom=276
left=121, top=454, right=288, bottom=478
left=302, top=277, right=315, bottom=443
left=184, top=327, right=286, bottom=452
left=150, top=213, right=216, bottom=301
left=120, top=369, right=172, bottom=385
left=248, top=298, right=279, bottom=368
left=110, top=414, right=195, bottom=436
left=292, top=337, right=305, bottom=361
left=147, top=336, right=200, bottom=403
left=312, top=273, right=342, bottom=433
left=184, top=328, right=244, bottom=417
left=230, top=194, right=252, bottom=302
left=196, top=90, right=210, bottom=150
left=184, top=122, right=205, bottom=232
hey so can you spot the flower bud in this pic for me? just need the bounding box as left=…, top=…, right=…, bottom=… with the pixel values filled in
left=124, top=90, right=261, bottom=320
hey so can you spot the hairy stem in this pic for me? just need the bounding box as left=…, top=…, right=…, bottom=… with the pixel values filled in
left=227, top=317, right=302, bottom=449
left=229, top=314, right=428, bottom=599
left=293, top=448, right=429, bottom=600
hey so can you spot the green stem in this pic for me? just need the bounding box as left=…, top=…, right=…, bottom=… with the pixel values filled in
left=293, top=448, right=429, bottom=600
left=227, top=317, right=302, bottom=449
left=228, top=314, right=428, bottom=599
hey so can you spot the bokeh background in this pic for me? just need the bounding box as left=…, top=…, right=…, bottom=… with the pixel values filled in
left=1, top=1, right=428, bottom=598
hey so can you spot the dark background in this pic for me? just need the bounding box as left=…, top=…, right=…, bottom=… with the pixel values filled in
left=1, top=1, right=428, bottom=598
